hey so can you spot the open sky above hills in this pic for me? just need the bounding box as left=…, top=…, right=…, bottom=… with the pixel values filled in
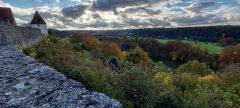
left=0, top=0, right=240, bottom=30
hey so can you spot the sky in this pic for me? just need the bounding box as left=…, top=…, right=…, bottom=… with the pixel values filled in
left=0, top=0, right=240, bottom=30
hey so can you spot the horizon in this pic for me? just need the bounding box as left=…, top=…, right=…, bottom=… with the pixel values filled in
left=0, top=0, right=240, bottom=30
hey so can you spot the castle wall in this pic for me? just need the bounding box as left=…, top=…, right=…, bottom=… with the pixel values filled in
left=31, top=24, right=48, bottom=35
left=0, top=23, right=43, bottom=48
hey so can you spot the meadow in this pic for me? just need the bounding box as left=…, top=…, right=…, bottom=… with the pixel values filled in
left=157, top=39, right=224, bottom=54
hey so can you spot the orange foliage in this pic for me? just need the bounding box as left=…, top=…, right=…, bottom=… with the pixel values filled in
left=102, top=42, right=128, bottom=61
left=127, top=47, right=151, bottom=65
left=159, top=40, right=208, bottom=62
left=71, top=33, right=102, bottom=51
left=219, top=44, right=240, bottom=66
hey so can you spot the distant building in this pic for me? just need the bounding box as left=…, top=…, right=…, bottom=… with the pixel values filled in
left=0, top=7, right=16, bottom=25
left=30, top=11, right=48, bottom=35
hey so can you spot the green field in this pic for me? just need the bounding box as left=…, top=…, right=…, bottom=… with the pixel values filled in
left=157, top=39, right=225, bottom=54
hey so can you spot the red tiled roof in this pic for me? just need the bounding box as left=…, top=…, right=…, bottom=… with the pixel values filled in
left=31, top=11, right=46, bottom=25
left=0, top=7, right=16, bottom=25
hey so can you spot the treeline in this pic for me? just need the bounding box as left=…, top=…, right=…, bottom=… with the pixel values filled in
left=128, top=25, right=240, bottom=42
left=24, top=34, right=240, bottom=108
left=49, top=25, right=240, bottom=42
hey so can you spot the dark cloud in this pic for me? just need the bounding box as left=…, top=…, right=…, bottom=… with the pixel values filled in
left=171, top=14, right=227, bottom=26
left=149, top=19, right=171, bottom=27
left=122, top=15, right=150, bottom=27
left=38, top=12, right=60, bottom=19
left=92, top=0, right=167, bottom=12
left=87, top=21, right=109, bottom=28
left=109, top=22, right=128, bottom=28
left=62, top=5, right=88, bottom=19
left=92, top=14, right=101, bottom=19
left=124, top=7, right=161, bottom=15
left=121, top=14, right=171, bottom=28
left=186, top=2, right=221, bottom=13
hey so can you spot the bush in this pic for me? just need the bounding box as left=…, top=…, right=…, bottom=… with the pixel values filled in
left=115, top=65, right=156, bottom=108
left=108, top=56, right=122, bottom=69
left=172, top=73, right=199, bottom=92
left=177, top=60, right=212, bottom=76
left=154, top=72, right=182, bottom=108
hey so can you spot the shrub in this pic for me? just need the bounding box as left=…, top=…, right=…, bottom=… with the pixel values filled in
left=115, top=65, right=156, bottom=108
left=108, top=56, right=121, bottom=69
left=154, top=72, right=182, bottom=108
left=177, top=60, right=212, bottom=76
left=219, top=72, right=240, bottom=88
left=154, top=72, right=175, bottom=91
left=172, top=73, right=199, bottom=92
left=222, top=63, right=240, bottom=73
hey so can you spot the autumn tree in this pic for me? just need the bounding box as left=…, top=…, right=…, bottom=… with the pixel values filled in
left=71, top=33, right=102, bottom=52
left=159, top=41, right=208, bottom=62
left=139, top=38, right=162, bottom=58
left=219, top=44, right=240, bottom=66
left=127, top=47, right=151, bottom=66
left=102, top=42, right=128, bottom=61
left=218, top=37, right=235, bottom=46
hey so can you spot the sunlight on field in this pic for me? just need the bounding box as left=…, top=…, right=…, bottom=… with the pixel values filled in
left=157, top=39, right=224, bottom=54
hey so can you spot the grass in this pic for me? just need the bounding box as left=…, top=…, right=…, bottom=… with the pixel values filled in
left=157, top=39, right=224, bottom=55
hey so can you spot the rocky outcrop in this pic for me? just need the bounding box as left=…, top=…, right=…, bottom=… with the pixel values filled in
left=0, top=46, right=122, bottom=108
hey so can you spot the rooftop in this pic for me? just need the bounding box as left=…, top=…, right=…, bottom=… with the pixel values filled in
left=30, top=11, right=46, bottom=25
left=0, top=7, right=16, bottom=25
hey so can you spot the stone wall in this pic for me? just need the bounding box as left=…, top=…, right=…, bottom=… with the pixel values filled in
left=0, top=46, right=122, bottom=108
left=0, top=23, right=43, bottom=48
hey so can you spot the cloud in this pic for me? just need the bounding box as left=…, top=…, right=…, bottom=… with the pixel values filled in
left=124, top=7, right=161, bottom=15
left=186, top=2, right=221, bottom=13
left=91, top=0, right=167, bottom=12
left=171, top=14, right=227, bottom=26
left=236, top=0, right=240, bottom=4
left=92, top=14, right=101, bottom=19
left=62, top=4, right=88, bottom=19
left=1, top=0, right=240, bottom=29
left=149, top=19, right=170, bottom=27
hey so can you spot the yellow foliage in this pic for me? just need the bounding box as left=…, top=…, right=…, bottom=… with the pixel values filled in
left=155, top=72, right=174, bottom=90
left=133, top=47, right=150, bottom=65
left=59, top=38, right=71, bottom=46
left=119, top=51, right=129, bottom=61
left=198, top=74, right=220, bottom=84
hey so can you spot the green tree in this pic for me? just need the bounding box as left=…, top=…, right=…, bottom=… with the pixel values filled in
left=177, top=60, right=212, bottom=76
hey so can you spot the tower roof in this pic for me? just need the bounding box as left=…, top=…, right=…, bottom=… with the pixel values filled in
left=0, top=7, right=16, bottom=25
left=31, top=11, right=46, bottom=25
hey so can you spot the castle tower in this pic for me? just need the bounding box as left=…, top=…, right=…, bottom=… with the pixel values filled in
left=30, top=11, right=48, bottom=35
left=0, top=7, right=16, bottom=25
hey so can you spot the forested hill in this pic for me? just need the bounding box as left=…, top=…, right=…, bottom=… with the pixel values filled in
left=49, top=25, right=240, bottom=42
